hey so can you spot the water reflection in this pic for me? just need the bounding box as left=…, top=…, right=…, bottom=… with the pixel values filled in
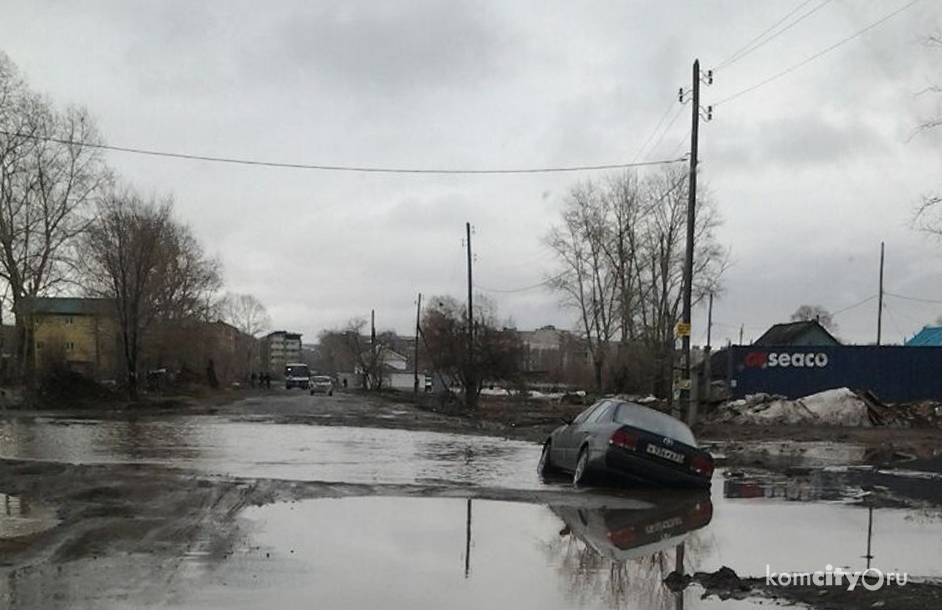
left=722, top=474, right=847, bottom=502
left=545, top=494, right=713, bottom=610
left=0, top=417, right=542, bottom=488
left=0, top=493, right=59, bottom=539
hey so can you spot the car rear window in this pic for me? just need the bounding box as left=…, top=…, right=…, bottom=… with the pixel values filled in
left=585, top=402, right=615, bottom=424
left=573, top=402, right=604, bottom=424
left=614, top=402, right=696, bottom=446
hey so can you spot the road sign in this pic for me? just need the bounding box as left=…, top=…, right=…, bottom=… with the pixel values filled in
left=675, top=322, right=691, bottom=337
left=673, top=378, right=691, bottom=391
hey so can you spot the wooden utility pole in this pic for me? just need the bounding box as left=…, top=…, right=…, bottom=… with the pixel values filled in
left=702, top=292, right=714, bottom=405
left=877, top=242, right=885, bottom=346
left=464, top=498, right=473, bottom=578
left=706, top=292, right=714, bottom=347
left=679, top=59, right=701, bottom=424
left=370, top=309, right=376, bottom=388
left=414, top=293, right=422, bottom=393
left=465, top=222, right=475, bottom=405
left=739, top=324, right=744, bottom=345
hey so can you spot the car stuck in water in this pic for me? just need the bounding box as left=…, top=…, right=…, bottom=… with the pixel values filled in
left=539, top=399, right=714, bottom=489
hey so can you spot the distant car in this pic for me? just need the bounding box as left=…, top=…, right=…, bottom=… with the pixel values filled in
left=309, top=375, right=334, bottom=396
left=539, top=399, right=714, bottom=489
left=285, top=363, right=311, bottom=390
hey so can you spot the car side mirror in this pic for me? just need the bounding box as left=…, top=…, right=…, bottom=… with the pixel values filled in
left=560, top=416, right=573, bottom=426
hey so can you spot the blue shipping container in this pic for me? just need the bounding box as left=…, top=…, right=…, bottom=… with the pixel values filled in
left=725, top=345, right=942, bottom=403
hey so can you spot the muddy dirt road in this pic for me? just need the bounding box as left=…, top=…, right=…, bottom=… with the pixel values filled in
left=2, top=390, right=942, bottom=610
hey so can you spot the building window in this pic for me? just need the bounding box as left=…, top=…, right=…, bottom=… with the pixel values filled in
left=66, top=316, right=75, bottom=324
left=66, top=342, right=75, bottom=351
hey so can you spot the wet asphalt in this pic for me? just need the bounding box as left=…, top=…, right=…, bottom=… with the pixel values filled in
left=2, top=390, right=942, bottom=610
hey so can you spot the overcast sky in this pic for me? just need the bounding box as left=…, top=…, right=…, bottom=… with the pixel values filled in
left=1, top=0, right=940, bottom=345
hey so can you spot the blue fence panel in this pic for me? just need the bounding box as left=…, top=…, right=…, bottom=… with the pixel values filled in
left=727, top=345, right=942, bottom=403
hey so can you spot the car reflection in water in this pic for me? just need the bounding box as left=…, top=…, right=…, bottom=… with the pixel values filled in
left=547, top=492, right=713, bottom=609
left=551, top=493, right=713, bottom=561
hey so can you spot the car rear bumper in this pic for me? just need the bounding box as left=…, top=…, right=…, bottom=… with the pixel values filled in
left=602, top=448, right=711, bottom=489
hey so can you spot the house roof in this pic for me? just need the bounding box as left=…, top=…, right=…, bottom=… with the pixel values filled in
left=19, top=297, right=115, bottom=316
left=753, top=320, right=840, bottom=346
left=906, top=326, right=942, bottom=346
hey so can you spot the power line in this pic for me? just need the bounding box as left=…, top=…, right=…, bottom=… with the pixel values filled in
left=714, top=0, right=921, bottom=107
left=885, top=291, right=942, bottom=305
left=0, top=129, right=685, bottom=176
left=882, top=302, right=906, bottom=342
left=669, top=127, right=693, bottom=159
left=643, top=103, right=687, bottom=161
left=632, top=99, right=679, bottom=162
left=830, top=294, right=878, bottom=317
left=714, top=0, right=833, bottom=72
left=474, top=272, right=565, bottom=294
left=482, top=175, right=688, bottom=295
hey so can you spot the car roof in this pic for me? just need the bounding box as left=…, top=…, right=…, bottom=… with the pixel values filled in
left=608, top=399, right=696, bottom=444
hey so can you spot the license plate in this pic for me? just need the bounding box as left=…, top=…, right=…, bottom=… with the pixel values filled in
left=646, top=444, right=684, bottom=463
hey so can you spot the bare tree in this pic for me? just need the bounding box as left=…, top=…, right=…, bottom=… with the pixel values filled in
left=81, top=187, right=219, bottom=398
left=220, top=293, right=271, bottom=337
left=80, top=188, right=173, bottom=398
left=320, top=318, right=396, bottom=390
left=913, top=34, right=942, bottom=233
left=546, top=181, right=619, bottom=393
left=791, top=304, right=837, bottom=332
left=152, top=222, right=222, bottom=322
left=546, top=166, right=727, bottom=396
left=421, top=295, right=523, bottom=408
left=0, top=53, right=109, bottom=373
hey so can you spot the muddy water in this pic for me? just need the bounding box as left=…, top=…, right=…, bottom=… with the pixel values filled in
left=0, top=493, right=58, bottom=539
left=5, top=493, right=940, bottom=610
left=3, top=416, right=942, bottom=609
left=0, top=417, right=542, bottom=488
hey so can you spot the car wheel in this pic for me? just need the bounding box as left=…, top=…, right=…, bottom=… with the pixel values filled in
left=538, top=442, right=559, bottom=478
left=573, top=447, right=591, bottom=487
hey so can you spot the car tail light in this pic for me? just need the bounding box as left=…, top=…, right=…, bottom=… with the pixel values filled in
left=690, top=455, right=714, bottom=477
left=609, top=428, right=638, bottom=451
left=607, top=527, right=636, bottom=547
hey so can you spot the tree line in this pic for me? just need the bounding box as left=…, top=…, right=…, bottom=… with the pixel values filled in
left=316, top=296, right=522, bottom=409
left=545, top=166, right=728, bottom=397
left=0, top=52, right=270, bottom=397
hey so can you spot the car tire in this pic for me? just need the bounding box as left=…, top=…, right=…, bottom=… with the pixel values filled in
left=573, top=447, right=591, bottom=487
left=538, top=442, right=560, bottom=478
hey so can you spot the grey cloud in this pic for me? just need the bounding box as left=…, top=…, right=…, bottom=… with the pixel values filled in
left=244, top=0, right=514, bottom=96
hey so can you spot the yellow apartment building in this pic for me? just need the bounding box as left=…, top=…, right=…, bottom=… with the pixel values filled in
left=20, top=297, right=120, bottom=380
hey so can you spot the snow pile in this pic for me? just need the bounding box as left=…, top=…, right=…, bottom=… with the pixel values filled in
left=800, top=388, right=871, bottom=426
left=714, top=388, right=873, bottom=427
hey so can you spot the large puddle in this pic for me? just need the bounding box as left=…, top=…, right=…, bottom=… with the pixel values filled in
left=0, top=417, right=541, bottom=488
left=3, top=492, right=941, bottom=610
left=3, top=416, right=942, bottom=609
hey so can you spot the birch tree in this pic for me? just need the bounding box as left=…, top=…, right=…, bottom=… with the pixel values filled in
left=546, top=181, right=620, bottom=393
left=0, top=53, right=109, bottom=372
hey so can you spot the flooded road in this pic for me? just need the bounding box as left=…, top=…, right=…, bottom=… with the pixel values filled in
left=2, top=410, right=942, bottom=609
left=0, top=416, right=542, bottom=488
